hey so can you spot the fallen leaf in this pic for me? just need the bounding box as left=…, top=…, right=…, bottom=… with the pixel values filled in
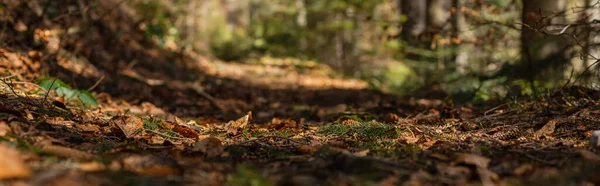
left=401, top=132, right=420, bottom=144
left=45, top=117, right=75, bottom=127
left=110, top=115, right=144, bottom=138
left=225, top=111, right=251, bottom=135
left=141, top=102, right=166, bottom=116
left=0, top=144, right=31, bottom=179
left=534, top=119, right=558, bottom=138
left=147, top=135, right=166, bottom=145
left=172, top=125, right=199, bottom=139
left=192, top=137, right=224, bottom=157
left=418, top=137, right=438, bottom=150
left=76, top=124, right=100, bottom=133
left=268, top=118, right=298, bottom=130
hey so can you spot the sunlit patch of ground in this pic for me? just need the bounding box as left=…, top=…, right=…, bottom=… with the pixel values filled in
left=206, top=56, right=368, bottom=90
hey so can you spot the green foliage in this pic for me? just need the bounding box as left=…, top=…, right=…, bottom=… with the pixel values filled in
left=37, top=78, right=98, bottom=108
left=318, top=122, right=399, bottom=140
left=226, top=165, right=273, bottom=186
left=142, top=118, right=161, bottom=130
left=132, top=1, right=179, bottom=47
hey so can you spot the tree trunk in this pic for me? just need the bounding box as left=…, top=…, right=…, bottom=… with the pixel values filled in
left=400, top=0, right=427, bottom=42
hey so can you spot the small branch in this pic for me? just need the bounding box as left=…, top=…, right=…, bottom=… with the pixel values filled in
left=87, top=75, right=105, bottom=91
left=41, top=78, right=57, bottom=107
left=0, top=76, right=21, bottom=97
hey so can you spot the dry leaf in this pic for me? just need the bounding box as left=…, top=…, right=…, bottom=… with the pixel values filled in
left=225, top=111, right=251, bottom=135
left=172, top=125, right=199, bottom=140
left=148, top=135, right=166, bottom=145
left=401, top=132, right=420, bottom=144
left=0, top=144, right=31, bottom=179
left=534, top=119, right=558, bottom=138
left=110, top=115, right=144, bottom=138
left=192, top=137, right=224, bottom=157
left=141, top=102, right=166, bottom=116
left=45, top=117, right=75, bottom=127
left=76, top=124, right=100, bottom=133
left=268, top=118, right=298, bottom=130
left=418, top=137, right=438, bottom=150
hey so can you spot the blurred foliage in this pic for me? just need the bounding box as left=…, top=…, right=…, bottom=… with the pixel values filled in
left=37, top=78, right=98, bottom=108
left=123, top=0, right=593, bottom=102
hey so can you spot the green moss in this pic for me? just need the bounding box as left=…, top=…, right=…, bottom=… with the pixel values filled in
left=142, top=118, right=161, bottom=130
left=318, top=122, right=399, bottom=140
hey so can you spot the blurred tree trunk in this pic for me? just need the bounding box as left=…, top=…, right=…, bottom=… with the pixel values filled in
left=400, top=0, right=427, bottom=43
left=521, top=0, right=569, bottom=85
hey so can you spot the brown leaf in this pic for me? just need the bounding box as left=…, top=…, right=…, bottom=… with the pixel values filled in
left=401, top=132, right=420, bottom=144
left=76, top=124, right=100, bottom=133
left=45, top=117, right=75, bottom=127
left=110, top=115, right=144, bottom=138
left=0, top=144, right=31, bottom=179
left=268, top=118, right=298, bottom=130
left=225, top=111, right=251, bottom=135
left=141, top=102, right=166, bottom=116
left=147, top=135, right=166, bottom=145
left=172, top=125, right=199, bottom=140
left=192, top=137, right=224, bottom=158
left=534, top=119, right=558, bottom=138
left=418, top=137, right=438, bottom=150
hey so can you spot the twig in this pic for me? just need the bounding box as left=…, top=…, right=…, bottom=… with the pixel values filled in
left=0, top=76, right=21, bottom=97
left=484, top=103, right=507, bottom=116
left=87, top=75, right=105, bottom=91
left=145, top=129, right=190, bottom=140
left=41, top=78, right=57, bottom=107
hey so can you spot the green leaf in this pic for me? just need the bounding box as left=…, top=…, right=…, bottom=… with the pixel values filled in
left=38, top=78, right=71, bottom=90
left=78, top=90, right=98, bottom=107
left=56, top=87, right=79, bottom=99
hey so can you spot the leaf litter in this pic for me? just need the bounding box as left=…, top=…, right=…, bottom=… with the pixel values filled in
left=1, top=3, right=600, bottom=185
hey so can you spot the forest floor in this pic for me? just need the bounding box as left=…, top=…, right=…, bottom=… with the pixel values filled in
left=2, top=46, right=600, bottom=186
left=2, top=4, right=600, bottom=185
